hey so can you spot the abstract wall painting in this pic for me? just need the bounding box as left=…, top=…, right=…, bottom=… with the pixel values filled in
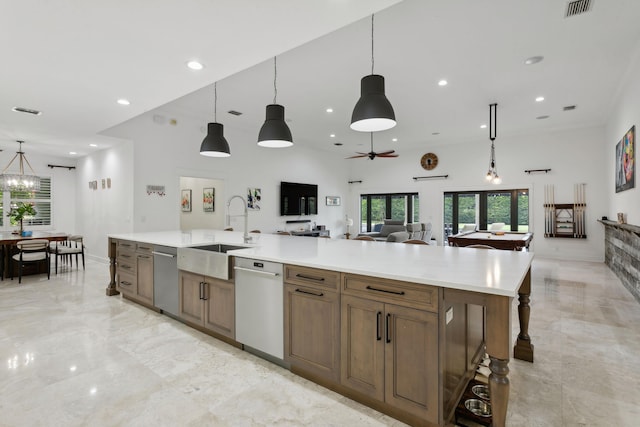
left=616, top=125, right=635, bottom=193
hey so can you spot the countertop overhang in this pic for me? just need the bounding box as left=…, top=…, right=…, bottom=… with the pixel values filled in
left=109, top=229, right=533, bottom=297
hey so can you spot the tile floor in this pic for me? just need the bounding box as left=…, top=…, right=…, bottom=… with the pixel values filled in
left=0, top=257, right=639, bottom=426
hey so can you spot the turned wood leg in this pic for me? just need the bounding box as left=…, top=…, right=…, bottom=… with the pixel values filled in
left=105, top=238, right=119, bottom=296
left=514, top=268, right=534, bottom=362
left=489, top=357, right=510, bottom=427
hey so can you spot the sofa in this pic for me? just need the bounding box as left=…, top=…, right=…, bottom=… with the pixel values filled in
left=358, top=219, right=407, bottom=241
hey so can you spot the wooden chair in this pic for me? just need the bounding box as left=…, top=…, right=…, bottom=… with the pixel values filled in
left=223, top=227, right=234, bottom=231
left=353, top=235, right=375, bottom=241
left=465, top=244, right=496, bottom=250
left=11, top=239, right=50, bottom=284
left=276, top=231, right=292, bottom=235
left=403, top=239, right=428, bottom=245
left=50, top=235, right=85, bottom=274
left=250, top=230, right=261, bottom=233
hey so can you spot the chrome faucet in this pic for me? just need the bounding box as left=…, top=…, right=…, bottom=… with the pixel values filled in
left=227, top=195, right=250, bottom=243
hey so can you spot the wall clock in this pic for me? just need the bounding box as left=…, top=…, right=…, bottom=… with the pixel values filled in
left=420, top=153, right=438, bottom=170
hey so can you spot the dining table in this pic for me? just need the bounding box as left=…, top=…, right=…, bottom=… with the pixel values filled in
left=0, top=231, right=68, bottom=279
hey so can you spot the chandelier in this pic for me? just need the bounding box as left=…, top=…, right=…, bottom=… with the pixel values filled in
left=0, top=141, right=41, bottom=191
left=485, top=103, right=501, bottom=184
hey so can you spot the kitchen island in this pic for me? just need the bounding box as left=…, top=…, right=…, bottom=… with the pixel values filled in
left=106, top=230, right=534, bottom=427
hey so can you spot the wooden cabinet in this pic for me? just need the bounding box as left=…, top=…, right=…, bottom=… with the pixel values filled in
left=115, top=240, right=153, bottom=306
left=178, top=270, right=235, bottom=339
left=284, top=265, right=341, bottom=382
left=341, top=275, right=439, bottom=424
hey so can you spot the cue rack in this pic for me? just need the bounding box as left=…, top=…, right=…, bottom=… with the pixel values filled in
left=544, top=183, right=587, bottom=238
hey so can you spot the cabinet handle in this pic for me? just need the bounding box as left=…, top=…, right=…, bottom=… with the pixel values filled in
left=295, top=273, right=325, bottom=282
left=138, top=246, right=151, bottom=251
left=138, top=255, right=151, bottom=259
left=295, top=288, right=324, bottom=297
left=202, top=282, right=208, bottom=301
left=199, top=282, right=204, bottom=300
left=120, top=265, right=132, bottom=270
left=366, top=285, right=405, bottom=296
left=386, top=313, right=391, bottom=343
left=121, top=255, right=131, bottom=258
left=120, top=281, right=132, bottom=286
left=376, top=311, right=382, bottom=341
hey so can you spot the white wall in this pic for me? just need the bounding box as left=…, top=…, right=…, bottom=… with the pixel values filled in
left=179, top=176, right=225, bottom=230
left=606, top=48, right=640, bottom=226
left=75, top=141, right=134, bottom=261
left=347, top=126, right=607, bottom=262
left=0, top=149, right=77, bottom=234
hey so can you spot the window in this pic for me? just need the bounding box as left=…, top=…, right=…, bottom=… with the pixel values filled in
left=443, top=189, right=529, bottom=239
left=360, top=192, right=419, bottom=232
left=2, top=177, right=52, bottom=229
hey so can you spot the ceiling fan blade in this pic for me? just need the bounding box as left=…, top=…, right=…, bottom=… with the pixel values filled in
left=375, top=150, right=396, bottom=155
left=377, top=153, right=399, bottom=158
left=346, top=154, right=369, bottom=159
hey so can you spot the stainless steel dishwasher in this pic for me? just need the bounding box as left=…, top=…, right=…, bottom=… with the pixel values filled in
left=234, top=257, right=284, bottom=360
left=152, top=245, right=178, bottom=317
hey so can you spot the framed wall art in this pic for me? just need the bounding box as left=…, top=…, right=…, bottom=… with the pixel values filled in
left=615, top=125, right=635, bottom=193
left=326, top=196, right=341, bottom=206
left=203, top=188, right=214, bottom=212
left=247, top=187, right=261, bottom=210
left=181, top=189, right=192, bottom=212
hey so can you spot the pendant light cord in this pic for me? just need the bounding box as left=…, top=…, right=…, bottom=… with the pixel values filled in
left=214, top=82, right=217, bottom=122
left=370, top=133, right=374, bottom=152
left=371, top=14, right=375, bottom=75
left=273, top=56, right=278, bottom=104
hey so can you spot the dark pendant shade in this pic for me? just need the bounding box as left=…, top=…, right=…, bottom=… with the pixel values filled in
left=350, top=74, right=396, bottom=132
left=258, top=104, right=293, bottom=148
left=200, top=122, right=231, bottom=157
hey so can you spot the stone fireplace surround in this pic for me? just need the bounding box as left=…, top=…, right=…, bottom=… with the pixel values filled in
left=600, top=220, right=640, bottom=302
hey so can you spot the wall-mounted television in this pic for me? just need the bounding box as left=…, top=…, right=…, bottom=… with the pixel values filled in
left=280, top=181, right=318, bottom=216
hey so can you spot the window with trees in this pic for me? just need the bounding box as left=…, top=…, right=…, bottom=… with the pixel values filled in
left=359, top=192, right=419, bottom=232
left=1, top=177, right=52, bottom=229
left=443, top=189, right=529, bottom=239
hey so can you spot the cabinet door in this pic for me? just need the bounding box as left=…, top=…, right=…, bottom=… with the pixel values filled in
left=136, top=253, right=154, bottom=305
left=179, top=271, right=205, bottom=325
left=117, top=270, right=136, bottom=296
left=203, top=277, right=235, bottom=339
left=341, top=294, right=385, bottom=401
left=285, top=284, right=340, bottom=382
left=384, top=304, right=439, bottom=423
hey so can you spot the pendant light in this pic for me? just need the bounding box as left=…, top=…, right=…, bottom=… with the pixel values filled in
left=258, top=57, right=293, bottom=148
left=485, top=103, right=501, bottom=184
left=350, top=14, right=396, bottom=132
left=0, top=141, right=41, bottom=191
left=200, top=82, right=231, bottom=157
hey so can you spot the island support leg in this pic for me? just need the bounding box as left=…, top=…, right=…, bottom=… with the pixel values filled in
left=513, top=267, right=534, bottom=362
left=105, top=237, right=120, bottom=296
left=486, top=295, right=511, bottom=427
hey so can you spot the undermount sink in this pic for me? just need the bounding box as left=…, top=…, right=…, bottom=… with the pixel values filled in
left=177, top=244, right=249, bottom=280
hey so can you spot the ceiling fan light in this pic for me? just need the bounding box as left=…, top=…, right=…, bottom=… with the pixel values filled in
left=200, top=122, right=231, bottom=157
left=258, top=104, right=293, bottom=148
left=351, top=75, right=396, bottom=132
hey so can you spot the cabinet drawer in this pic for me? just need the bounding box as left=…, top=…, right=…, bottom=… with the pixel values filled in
left=117, top=240, right=135, bottom=250
left=117, top=271, right=137, bottom=295
left=343, top=274, right=439, bottom=312
left=136, top=243, right=153, bottom=254
left=116, top=257, right=136, bottom=274
left=285, top=265, right=340, bottom=291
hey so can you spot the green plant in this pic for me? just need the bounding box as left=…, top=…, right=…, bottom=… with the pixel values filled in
left=8, top=202, right=37, bottom=230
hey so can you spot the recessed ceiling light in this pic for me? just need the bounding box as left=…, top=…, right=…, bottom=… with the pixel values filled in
left=524, top=56, right=544, bottom=65
left=89, top=144, right=97, bottom=147
left=480, top=124, right=487, bottom=129
left=69, top=151, right=77, bottom=155
left=438, top=80, right=448, bottom=86
left=186, top=60, right=204, bottom=70
left=536, top=115, right=550, bottom=120
left=326, top=108, right=333, bottom=113
left=330, top=134, right=335, bottom=138
left=535, top=96, right=545, bottom=102
left=392, top=138, right=398, bottom=142
left=117, top=99, right=130, bottom=106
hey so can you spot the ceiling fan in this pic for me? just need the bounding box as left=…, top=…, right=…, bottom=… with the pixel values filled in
left=346, top=133, right=398, bottom=160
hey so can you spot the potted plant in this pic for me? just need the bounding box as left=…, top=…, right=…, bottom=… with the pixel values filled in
left=8, top=202, right=37, bottom=235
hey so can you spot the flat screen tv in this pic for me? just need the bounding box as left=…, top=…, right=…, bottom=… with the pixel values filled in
left=280, top=181, right=318, bottom=216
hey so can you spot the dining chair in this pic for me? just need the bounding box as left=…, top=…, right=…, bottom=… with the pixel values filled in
left=250, top=230, right=261, bottom=233
left=276, top=231, right=292, bottom=235
left=223, top=227, right=234, bottom=231
left=50, top=235, right=85, bottom=274
left=403, top=239, right=428, bottom=245
left=11, top=239, right=50, bottom=284
left=465, top=244, right=496, bottom=250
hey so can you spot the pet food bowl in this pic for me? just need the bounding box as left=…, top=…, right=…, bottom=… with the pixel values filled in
left=465, top=398, right=492, bottom=417
left=471, top=384, right=490, bottom=400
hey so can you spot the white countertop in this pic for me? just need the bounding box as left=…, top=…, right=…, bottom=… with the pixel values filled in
left=109, top=229, right=533, bottom=297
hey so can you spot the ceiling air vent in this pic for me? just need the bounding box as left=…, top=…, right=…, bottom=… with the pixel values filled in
left=565, top=0, right=593, bottom=18
left=227, top=110, right=242, bottom=116
left=563, top=105, right=577, bottom=111
left=12, top=106, right=42, bottom=116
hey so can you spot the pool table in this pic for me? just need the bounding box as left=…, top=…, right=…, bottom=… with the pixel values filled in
left=448, top=230, right=533, bottom=251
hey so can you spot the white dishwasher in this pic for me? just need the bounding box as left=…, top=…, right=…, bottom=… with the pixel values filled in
left=234, top=258, right=284, bottom=360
